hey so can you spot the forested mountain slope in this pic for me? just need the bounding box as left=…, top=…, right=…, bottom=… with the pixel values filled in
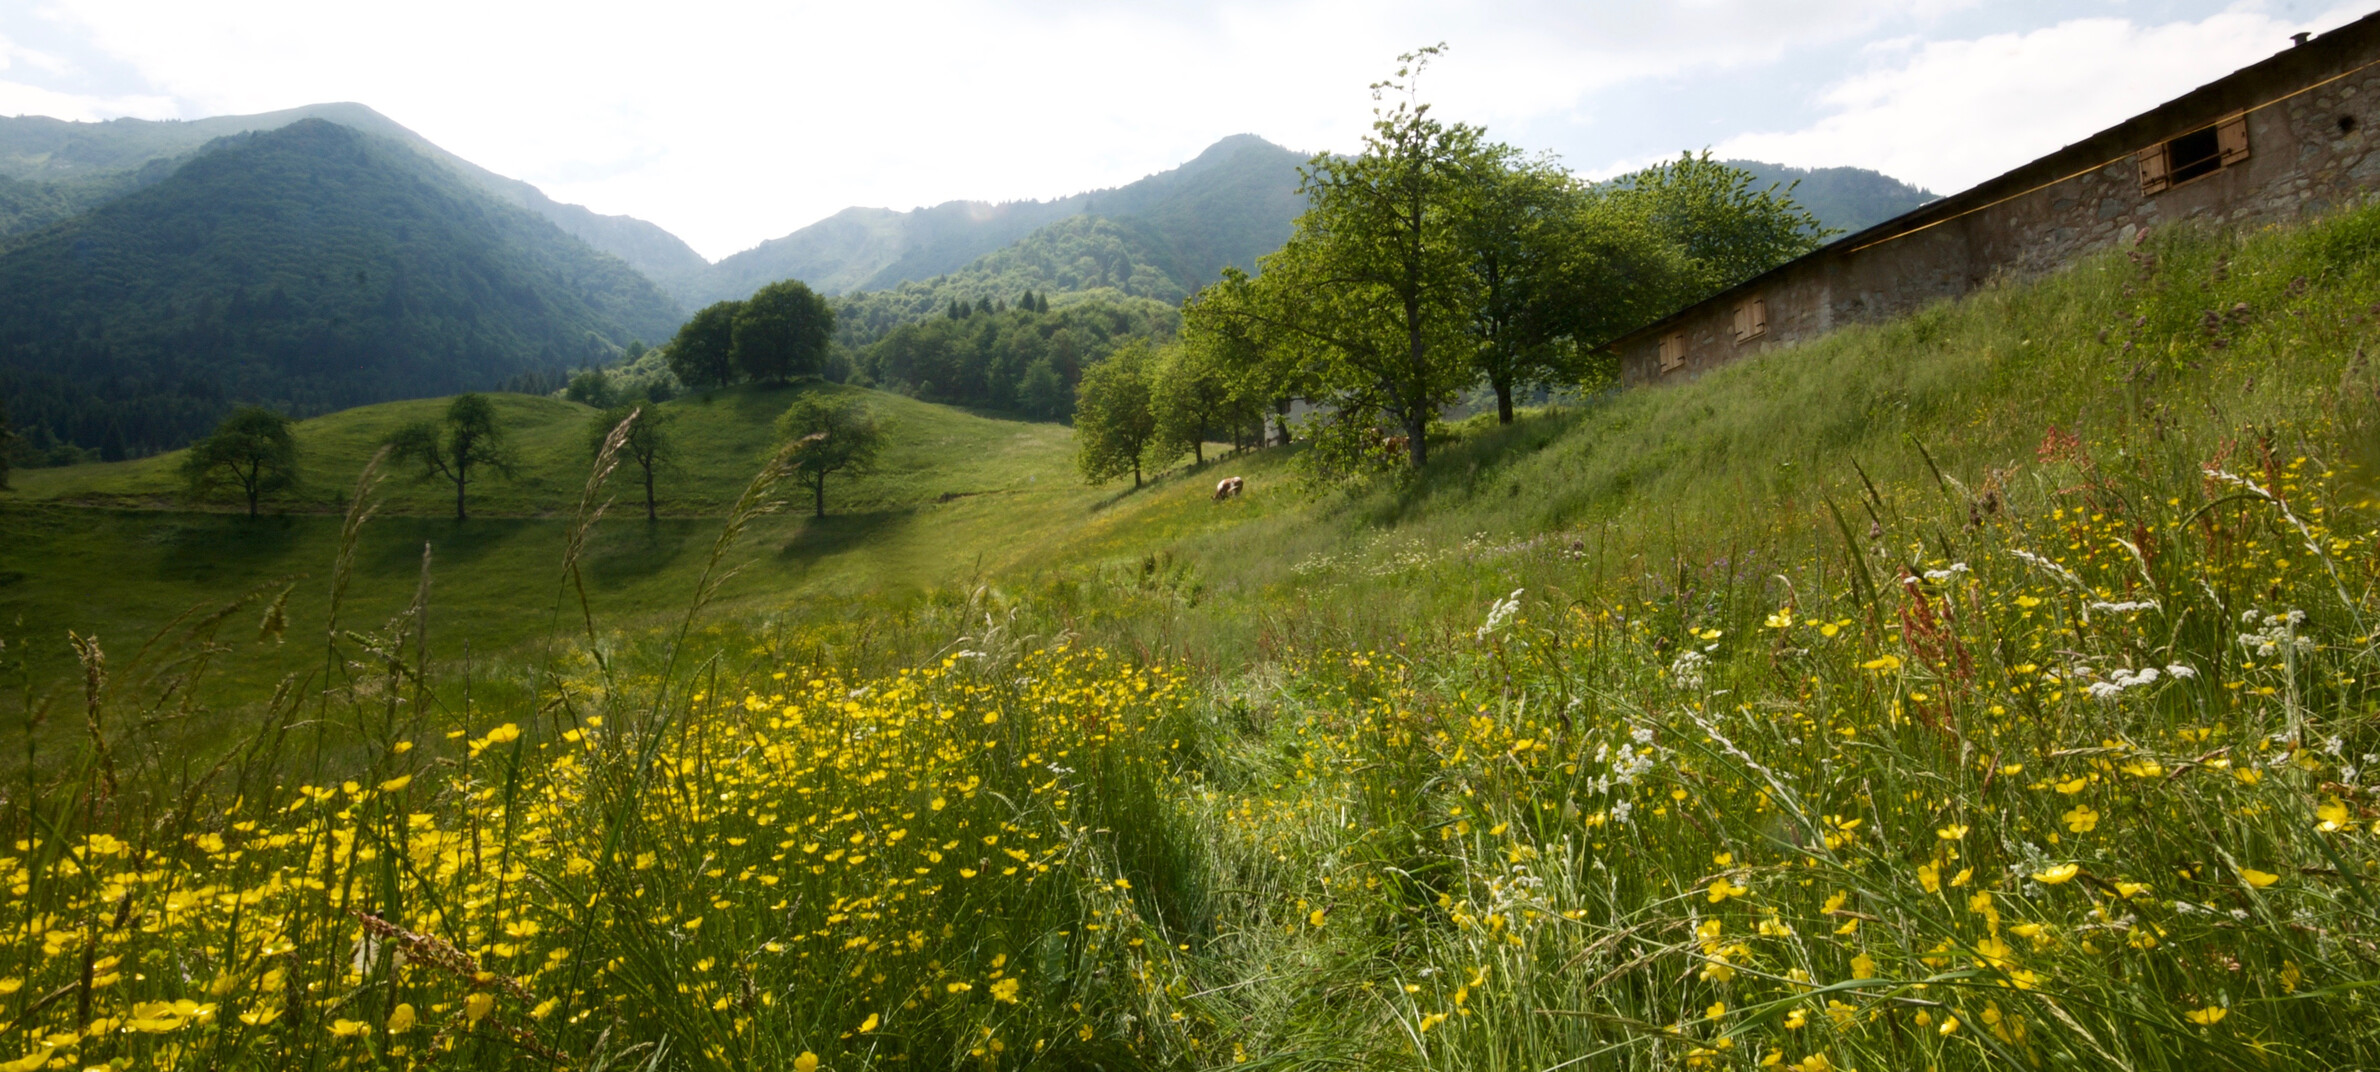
left=0, top=103, right=709, bottom=285
left=1721, top=159, right=1938, bottom=234
left=693, top=134, right=1307, bottom=304
left=0, top=119, right=680, bottom=456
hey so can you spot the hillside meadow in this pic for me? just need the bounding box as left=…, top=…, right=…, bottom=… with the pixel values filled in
left=0, top=208, right=2378, bottom=1070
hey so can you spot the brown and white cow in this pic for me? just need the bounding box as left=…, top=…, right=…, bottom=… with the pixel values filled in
left=1212, top=476, right=1244, bottom=501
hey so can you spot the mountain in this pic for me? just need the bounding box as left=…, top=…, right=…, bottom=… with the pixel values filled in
left=834, top=216, right=1186, bottom=346
left=0, top=103, right=708, bottom=286
left=693, top=134, right=1308, bottom=305
left=0, top=119, right=681, bottom=456
left=1720, top=160, right=1938, bottom=236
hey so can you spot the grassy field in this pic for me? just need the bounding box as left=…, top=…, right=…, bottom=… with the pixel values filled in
left=4, top=208, right=2380, bottom=1070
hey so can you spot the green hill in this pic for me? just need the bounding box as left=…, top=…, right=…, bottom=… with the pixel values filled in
left=0, top=119, right=683, bottom=457
left=692, top=133, right=1307, bottom=304
left=0, top=103, right=710, bottom=285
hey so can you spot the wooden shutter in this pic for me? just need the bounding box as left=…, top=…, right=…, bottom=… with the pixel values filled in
left=2217, top=113, right=2250, bottom=166
left=1731, top=304, right=1748, bottom=341
left=1659, top=333, right=1685, bottom=373
left=2137, top=144, right=2170, bottom=196
left=1750, top=298, right=1769, bottom=335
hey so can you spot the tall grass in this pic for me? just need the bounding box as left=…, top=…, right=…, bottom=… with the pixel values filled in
left=3, top=208, right=2380, bottom=1070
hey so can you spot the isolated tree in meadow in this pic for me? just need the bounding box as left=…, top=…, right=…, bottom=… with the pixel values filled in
left=774, top=394, right=884, bottom=519
left=180, top=406, right=301, bottom=517
left=388, top=393, right=515, bottom=521
left=589, top=404, right=674, bottom=521
left=667, top=300, right=741, bottom=389
left=1074, top=339, right=1161, bottom=488
left=733, top=280, right=836, bottom=383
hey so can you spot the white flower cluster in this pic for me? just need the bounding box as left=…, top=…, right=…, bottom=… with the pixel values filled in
left=1588, top=732, right=1663, bottom=825
left=1669, top=649, right=1709, bottom=690
left=1922, top=563, right=1971, bottom=582
left=2089, top=600, right=2160, bottom=614
left=2239, top=608, right=2315, bottom=657
left=1475, top=588, right=1525, bottom=642
left=2083, top=663, right=2195, bottom=701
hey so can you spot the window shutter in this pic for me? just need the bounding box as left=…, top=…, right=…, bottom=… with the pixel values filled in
left=1751, top=298, right=1769, bottom=335
left=2217, top=113, right=2250, bottom=166
left=1659, top=333, right=1685, bottom=373
left=2137, top=144, right=2169, bottom=196
left=1731, top=304, right=1748, bottom=341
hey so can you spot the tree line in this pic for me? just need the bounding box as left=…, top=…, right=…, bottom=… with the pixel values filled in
left=1072, top=46, right=1828, bottom=484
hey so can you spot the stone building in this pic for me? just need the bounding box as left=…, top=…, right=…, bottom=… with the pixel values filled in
left=1613, top=9, right=2380, bottom=385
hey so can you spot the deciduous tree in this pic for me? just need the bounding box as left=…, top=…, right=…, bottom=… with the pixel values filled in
left=1074, top=339, right=1161, bottom=488
left=668, top=301, right=741, bottom=389
left=389, top=394, right=515, bottom=521
left=1246, top=45, right=1481, bottom=468
left=589, top=404, right=674, bottom=521
left=1152, top=340, right=1256, bottom=465
left=1458, top=162, right=1686, bottom=421
left=774, top=394, right=884, bottom=519
left=1613, top=152, right=1830, bottom=296
left=180, top=406, right=301, bottom=517
left=734, top=281, right=836, bottom=383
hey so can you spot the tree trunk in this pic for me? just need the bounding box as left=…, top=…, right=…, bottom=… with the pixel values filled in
left=814, top=475, right=827, bottom=519
left=1132, top=458, right=1142, bottom=488
left=1495, top=376, right=1516, bottom=425
left=1405, top=411, right=1428, bottom=469
left=644, top=464, right=658, bottom=522
left=1273, top=399, right=1294, bottom=446
left=455, top=474, right=468, bottom=521
left=1193, top=437, right=1203, bottom=465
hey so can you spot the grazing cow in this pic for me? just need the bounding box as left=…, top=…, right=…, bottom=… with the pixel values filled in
left=1212, top=476, right=1244, bottom=501
left=1380, top=435, right=1410, bottom=460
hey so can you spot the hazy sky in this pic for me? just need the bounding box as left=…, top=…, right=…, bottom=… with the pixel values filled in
left=0, top=1, right=2366, bottom=261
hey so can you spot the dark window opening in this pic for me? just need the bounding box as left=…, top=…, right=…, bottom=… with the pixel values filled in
left=2342, top=115, right=2360, bottom=135
left=2166, top=126, right=2223, bottom=185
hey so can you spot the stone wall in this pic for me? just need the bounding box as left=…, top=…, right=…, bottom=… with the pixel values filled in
left=1616, top=14, right=2380, bottom=386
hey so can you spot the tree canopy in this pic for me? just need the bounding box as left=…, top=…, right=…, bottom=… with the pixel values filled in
left=773, top=394, right=885, bottom=519
left=1073, top=339, right=1161, bottom=488
left=589, top=404, right=673, bottom=522
left=179, top=405, right=300, bottom=517
left=1612, top=151, right=1832, bottom=295
left=388, top=393, right=515, bottom=521
left=667, top=301, right=741, bottom=389
left=1171, top=50, right=1829, bottom=479
left=733, top=280, right=836, bottom=383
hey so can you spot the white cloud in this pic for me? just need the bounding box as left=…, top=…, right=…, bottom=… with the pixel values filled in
left=18, top=0, right=1980, bottom=258
left=1710, top=3, right=2372, bottom=196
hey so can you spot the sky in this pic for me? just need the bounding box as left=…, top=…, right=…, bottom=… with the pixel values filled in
left=0, top=0, right=2369, bottom=262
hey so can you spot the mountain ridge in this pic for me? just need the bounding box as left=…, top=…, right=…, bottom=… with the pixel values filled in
left=0, top=118, right=681, bottom=456
left=0, top=103, right=711, bottom=287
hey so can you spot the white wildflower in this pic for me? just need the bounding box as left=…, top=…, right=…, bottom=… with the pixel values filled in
left=1476, top=588, right=1525, bottom=642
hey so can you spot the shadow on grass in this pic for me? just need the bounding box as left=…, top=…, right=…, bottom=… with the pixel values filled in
left=776, top=509, right=917, bottom=564
left=366, top=518, right=538, bottom=576
left=150, top=514, right=308, bottom=584
left=584, top=520, right=704, bottom=588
